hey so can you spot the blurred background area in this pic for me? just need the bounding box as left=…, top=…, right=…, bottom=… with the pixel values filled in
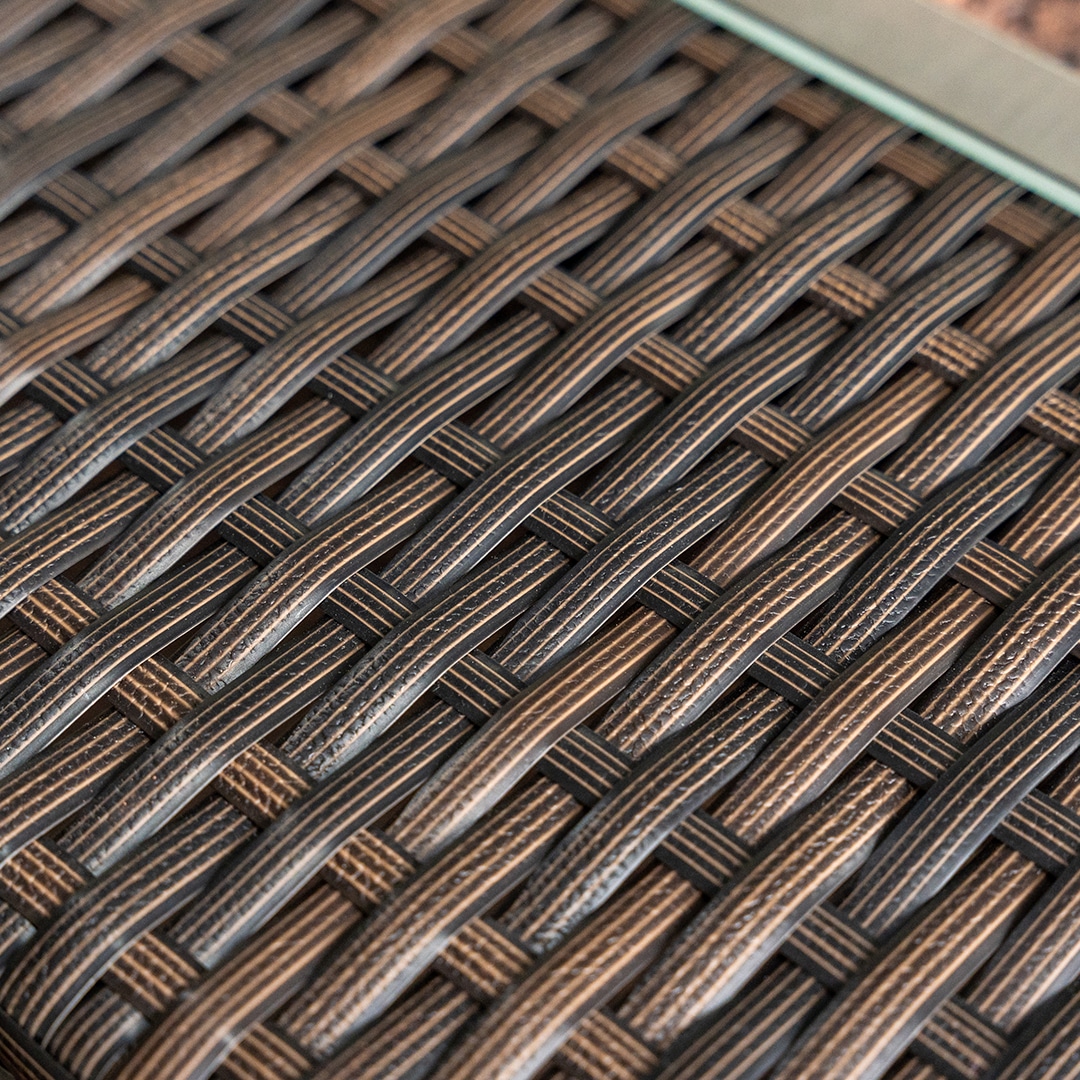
left=937, top=0, right=1080, bottom=65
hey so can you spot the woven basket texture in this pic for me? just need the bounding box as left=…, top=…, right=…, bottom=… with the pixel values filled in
left=1, top=1, right=1080, bottom=1079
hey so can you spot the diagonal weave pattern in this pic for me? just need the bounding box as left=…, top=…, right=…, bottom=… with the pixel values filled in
left=0, top=1, right=1080, bottom=1079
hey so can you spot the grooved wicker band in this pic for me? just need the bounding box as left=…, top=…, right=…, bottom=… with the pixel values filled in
left=0, top=2, right=1079, bottom=1080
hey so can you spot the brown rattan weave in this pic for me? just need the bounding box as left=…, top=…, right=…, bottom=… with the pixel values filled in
left=0, top=1, right=1079, bottom=1078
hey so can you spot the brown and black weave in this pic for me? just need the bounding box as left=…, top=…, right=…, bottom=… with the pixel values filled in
left=0, top=1, right=1079, bottom=1079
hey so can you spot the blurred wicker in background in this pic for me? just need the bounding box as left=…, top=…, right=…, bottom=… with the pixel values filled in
left=1, top=2, right=1080, bottom=1079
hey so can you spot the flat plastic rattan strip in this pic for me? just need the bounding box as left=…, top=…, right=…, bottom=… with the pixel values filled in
left=0, top=2, right=1080, bottom=1080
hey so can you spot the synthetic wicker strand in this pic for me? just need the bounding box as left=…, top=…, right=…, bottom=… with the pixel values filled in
left=0, top=2, right=1078, bottom=1080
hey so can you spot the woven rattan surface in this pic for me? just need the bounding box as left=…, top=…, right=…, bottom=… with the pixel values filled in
left=1, top=2, right=1080, bottom=1079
